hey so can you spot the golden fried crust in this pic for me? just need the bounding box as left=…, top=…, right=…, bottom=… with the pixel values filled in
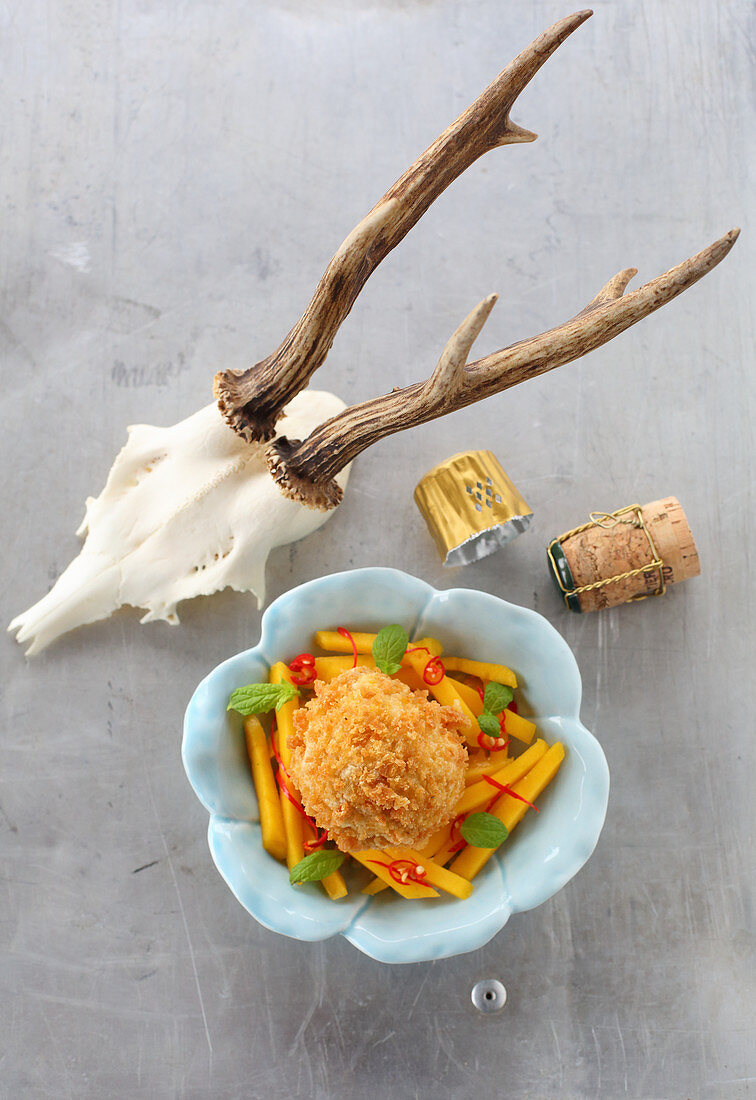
left=288, top=666, right=467, bottom=851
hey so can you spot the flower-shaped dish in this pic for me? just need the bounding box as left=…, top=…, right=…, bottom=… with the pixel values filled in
left=182, top=567, right=609, bottom=964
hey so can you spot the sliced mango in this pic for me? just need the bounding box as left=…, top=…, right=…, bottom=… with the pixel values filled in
left=449, top=677, right=485, bottom=716
left=313, top=630, right=378, bottom=654
left=313, top=654, right=376, bottom=681
left=501, top=708, right=537, bottom=745
left=243, top=716, right=287, bottom=862
left=403, top=647, right=478, bottom=740
left=454, top=739, right=548, bottom=818
left=269, top=662, right=347, bottom=899
left=385, top=847, right=473, bottom=900
left=450, top=743, right=565, bottom=881
left=352, top=849, right=439, bottom=899
left=361, top=825, right=448, bottom=895
left=443, top=657, right=517, bottom=689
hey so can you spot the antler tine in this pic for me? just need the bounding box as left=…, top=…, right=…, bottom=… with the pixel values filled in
left=214, top=11, right=594, bottom=442
left=266, top=228, right=739, bottom=510
left=424, top=294, right=499, bottom=404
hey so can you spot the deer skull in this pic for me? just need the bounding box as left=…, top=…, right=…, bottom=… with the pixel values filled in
left=9, top=391, right=349, bottom=655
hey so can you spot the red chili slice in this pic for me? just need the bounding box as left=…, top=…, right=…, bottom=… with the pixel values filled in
left=423, top=656, right=445, bottom=685
left=367, top=858, right=429, bottom=886
left=477, top=731, right=509, bottom=751
left=288, top=653, right=317, bottom=685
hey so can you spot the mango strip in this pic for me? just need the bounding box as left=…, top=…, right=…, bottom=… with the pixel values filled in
left=443, top=657, right=517, bottom=689
left=361, top=825, right=448, bottom=896
left=352, top=850, right=439, bottom=899
left=403, top=650, right=478, bottom=740
left=361, top=878, right=386, bottom=897
left=269, top=662, right=305, bottom=870
left=314, top=654, right=376, bottom=681
left=313, top=658, right=436, bottom=696
left=314, top=630, right=378, bottom=654
left=450, top=743, right=566, bottom=881
left=448, top=670, right=535, bottom=744
left=449, top=677, right=484, bottom=716
left=366, top=742, right=548, bottom=888
left=385, top=847, right=473, bottom=900
left=501, top=708, right=537, bottom=745
left=411, top=743, right=549, bottom=869
left=455, top=739, right=548, bottom=818
left=243, top=716, right=287, bottom=862
left=392, top=666, right=427, bottom=692
left=320, top=868, right=349, bottom=900
left=269, top=662, right=348, bottom=899
left=465, top=757, right=508, bottom=784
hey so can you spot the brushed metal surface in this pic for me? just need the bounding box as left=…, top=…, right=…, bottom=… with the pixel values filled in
left=1, top=1, right=753, bottom=1096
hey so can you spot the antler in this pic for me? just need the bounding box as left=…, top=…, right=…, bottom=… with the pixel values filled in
left=214, top=10, right=593, bottom=442
left=266, top=228, right=740, bottom=509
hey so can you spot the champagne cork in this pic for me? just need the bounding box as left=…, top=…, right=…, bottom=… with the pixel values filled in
left=547, top=497, right=700, bottom=613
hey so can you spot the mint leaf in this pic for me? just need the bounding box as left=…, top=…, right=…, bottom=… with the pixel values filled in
left=478, top=712, right=501, bottom=738
left=483, top=681, right=514, bottom=715
left=227, top=681, right=298, bottom=715
left=289, top=849, right=345, bottom=884
left=460, top=812, right=509, bottom=849
left=372, top=624, right=409, bottom=675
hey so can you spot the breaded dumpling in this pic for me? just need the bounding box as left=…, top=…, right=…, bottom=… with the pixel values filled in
left=289, top=665, right=467, bottom=851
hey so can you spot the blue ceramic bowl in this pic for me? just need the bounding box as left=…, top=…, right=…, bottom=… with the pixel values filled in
left=182, top=568, right=609, bottom=964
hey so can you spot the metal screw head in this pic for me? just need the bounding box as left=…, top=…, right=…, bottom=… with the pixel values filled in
left=471, top=979, right=507, bottom=1013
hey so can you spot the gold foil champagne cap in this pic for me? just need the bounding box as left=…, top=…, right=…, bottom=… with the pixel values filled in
left=414, top=451, right=533, bottom=566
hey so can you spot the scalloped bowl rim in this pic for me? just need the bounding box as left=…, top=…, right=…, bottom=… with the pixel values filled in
left=182, top=567, right=609, bottom=964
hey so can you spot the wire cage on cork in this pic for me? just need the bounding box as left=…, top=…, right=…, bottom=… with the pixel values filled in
left=547, top=497, right=701, bottom=613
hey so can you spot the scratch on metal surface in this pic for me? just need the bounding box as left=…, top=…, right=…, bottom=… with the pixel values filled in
left=434, top=1022, right=466, bottom=1076
left=153, top=816, right=214, bottom=1059
left=287, top=994, right=318, bottom=1057
left=640, top=883, right=660, bottom=922
left=407, top=967, right=432, bottom=1020
left=615, top=1014, right=629, bottom=1093
left=370, top=1030, right=396, bottom=1047
left=591, top=1026, right=602, bottom=1095
left=549, top=1019, right=564, bottom=1090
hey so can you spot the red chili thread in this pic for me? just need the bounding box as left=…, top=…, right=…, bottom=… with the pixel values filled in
left=483, top=773, right=539, bottom=812
left=367, top=858, right=429, bottom=887
left=423, top=656, right=445, bottom=685
left=271, top=740, right=330, bottom=846
left=303, top=832, right=329, bottom=854
left=448, top=814, right=468, bottom=854
left=507, top=700, right=518, bottom=714
left=337, top=627, right=359, bottom=668
left=289, top=653, right=317, bottom=685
